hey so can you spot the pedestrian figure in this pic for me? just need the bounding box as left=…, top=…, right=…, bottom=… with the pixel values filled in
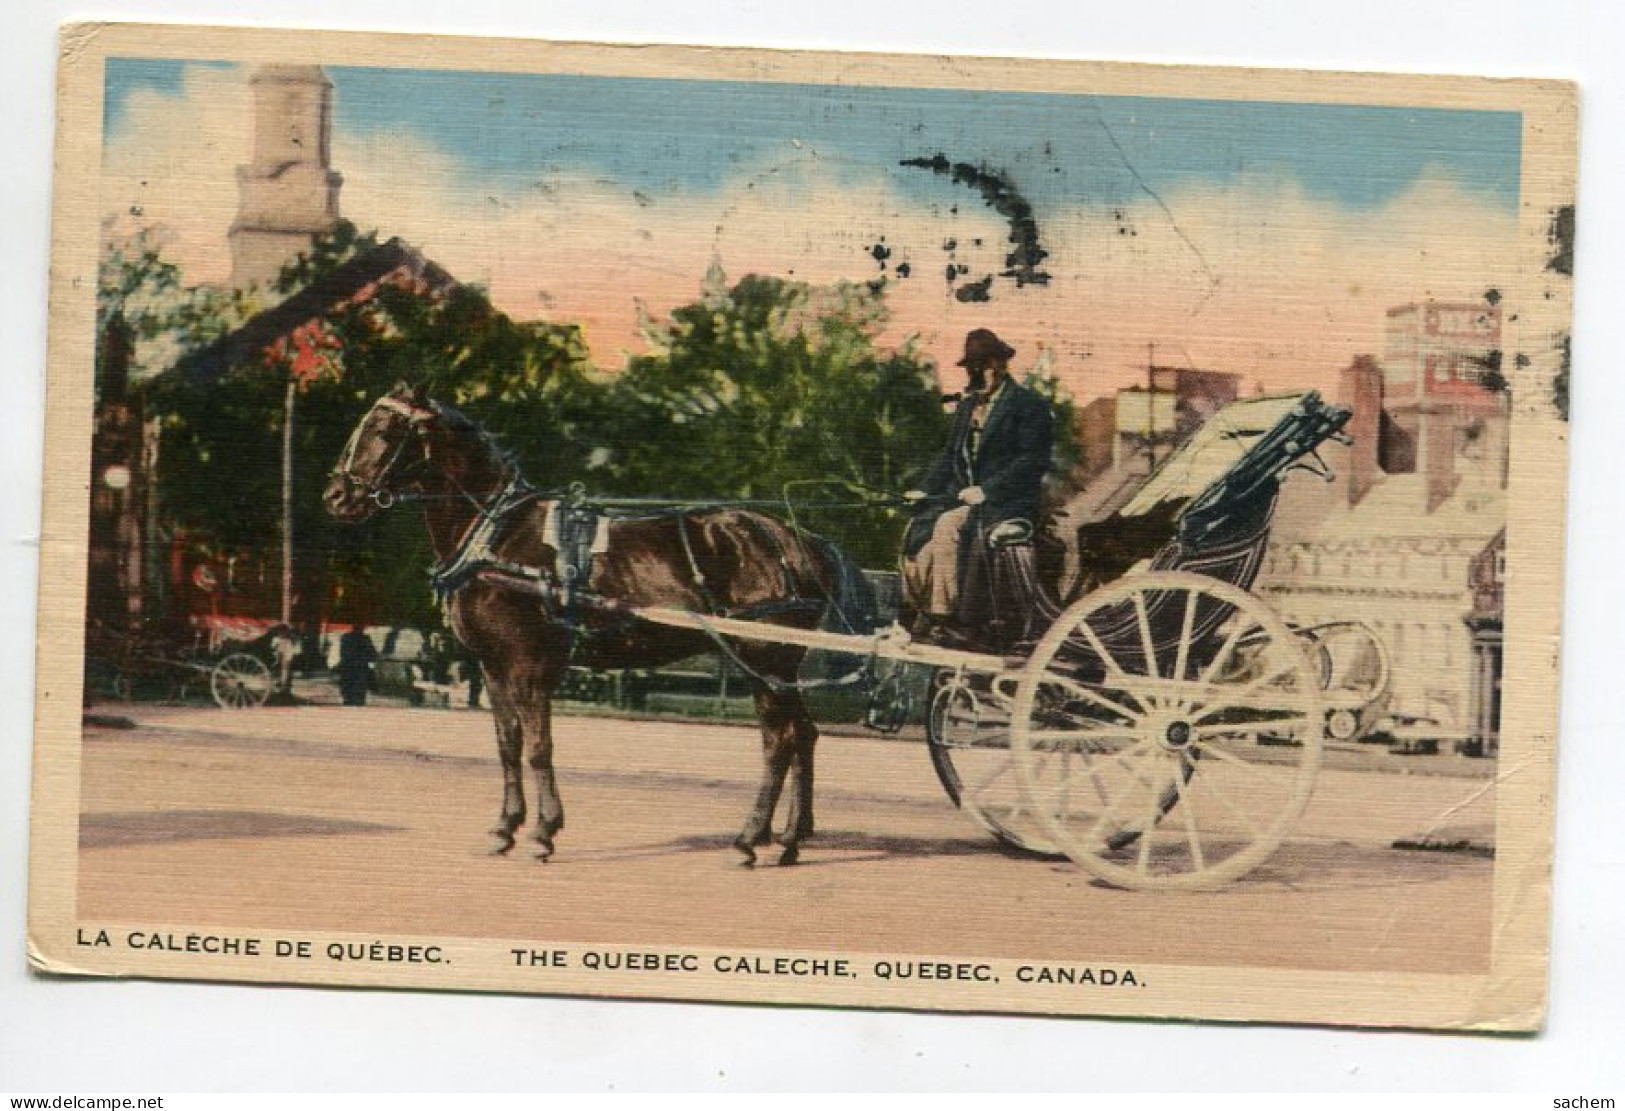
left=337, top=626, right=378, bottom=707
left=459, top=642, right=485, bottom=709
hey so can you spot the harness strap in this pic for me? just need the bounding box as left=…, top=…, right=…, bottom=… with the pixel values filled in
left=675, top=514, right=720, bottom=614
left=735, top=512, right=800, bottom=599
left=428, top=477, right=541, bottom=597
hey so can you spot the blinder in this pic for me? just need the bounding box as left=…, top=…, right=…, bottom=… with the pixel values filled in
left=330, top=394, right=441, bottom=506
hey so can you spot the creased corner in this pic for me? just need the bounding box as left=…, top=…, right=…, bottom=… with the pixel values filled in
left=58, top=23, right=107, bottom=71
left=27, top=930, right=116, bottom=979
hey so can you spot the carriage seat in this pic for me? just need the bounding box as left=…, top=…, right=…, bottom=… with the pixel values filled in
left=987, top=518, right=1034, bottom=549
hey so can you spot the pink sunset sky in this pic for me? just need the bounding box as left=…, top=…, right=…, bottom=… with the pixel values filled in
left=101, top=62, right=1523, bottom=404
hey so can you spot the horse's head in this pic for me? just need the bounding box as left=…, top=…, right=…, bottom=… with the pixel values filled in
left=324, top=383, right=442, bottom=523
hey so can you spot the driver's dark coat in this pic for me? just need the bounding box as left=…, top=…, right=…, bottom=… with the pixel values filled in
left=905, top=379, right=1054, bottom=557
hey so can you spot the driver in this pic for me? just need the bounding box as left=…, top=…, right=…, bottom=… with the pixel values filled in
left=903, top=328, right=1054, bottom=637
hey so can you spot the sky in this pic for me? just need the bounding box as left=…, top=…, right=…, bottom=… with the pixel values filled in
left=101, top=58, right=1523, bottom=402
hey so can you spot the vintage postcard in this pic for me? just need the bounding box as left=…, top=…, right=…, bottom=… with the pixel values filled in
left=30, top=22, right=1575, bottom=1029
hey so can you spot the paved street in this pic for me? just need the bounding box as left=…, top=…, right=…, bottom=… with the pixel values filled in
left=76, top=702, right=1495, bottom=974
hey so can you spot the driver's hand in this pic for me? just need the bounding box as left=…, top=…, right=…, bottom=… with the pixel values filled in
left=902, top=489, right=927, bottom=503
left=959, top=486, right=986, bottom=506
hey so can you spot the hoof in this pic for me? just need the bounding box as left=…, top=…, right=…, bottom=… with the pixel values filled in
left=778, top=844, right=800, bottom=866
left=489, top=830, right=516, bottom=855
left=532, top=835, right=555, bottom=861
left=733, top=839, right=757, bottom=866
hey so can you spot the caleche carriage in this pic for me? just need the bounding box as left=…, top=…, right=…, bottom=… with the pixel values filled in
left=326, top=383, right=1371, bottom=890
left=85, top=613, right=288, bottom=711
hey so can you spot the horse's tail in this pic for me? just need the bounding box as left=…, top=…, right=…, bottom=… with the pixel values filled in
left=812, top=535, right=882, bottom=636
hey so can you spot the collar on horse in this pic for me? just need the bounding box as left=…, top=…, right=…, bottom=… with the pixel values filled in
left=428, top=476, right=544, bottom=598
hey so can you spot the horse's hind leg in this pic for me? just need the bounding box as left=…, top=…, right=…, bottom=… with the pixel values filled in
left=776, top=694, right=819, bottom=866
left=486, top=678, right=526, bottom=854
left=735, top=686, right=798, bottom=866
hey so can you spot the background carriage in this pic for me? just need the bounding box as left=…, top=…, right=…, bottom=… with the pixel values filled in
left=84, top=614, right=286, bottom=710
left=83, top=536, right=304, bottom=710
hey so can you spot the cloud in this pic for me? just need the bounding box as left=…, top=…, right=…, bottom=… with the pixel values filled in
left=335, top=132, right=1017, bottom=364
left=102, top=67, right=1520, bottom=404
left=340, top=132, right=1519, bottom=400
left=101, top=64, right=248, bottom=285
left=1024, top=171, right=1520, bottom=399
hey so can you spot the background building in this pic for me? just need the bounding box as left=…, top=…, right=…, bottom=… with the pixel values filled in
left=1258, top=298, right=1508, bottom=748
left=90, top=63, right=350, bottom=645
left=1063, top=365, right=1242, bottom=520
left=228, top=65, right=344, bottom=289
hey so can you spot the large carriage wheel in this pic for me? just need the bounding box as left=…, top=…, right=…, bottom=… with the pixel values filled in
left=211, top=652, right=273, bottom=710
left=926, top=671, right=1062, bottom=857
left=1009, top=571, right=1324, bottom=890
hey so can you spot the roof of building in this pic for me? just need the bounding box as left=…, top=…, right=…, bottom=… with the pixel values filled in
left=169, top=238, right=457, bottom=384
left=1271, top=466, right=1505, bottom=548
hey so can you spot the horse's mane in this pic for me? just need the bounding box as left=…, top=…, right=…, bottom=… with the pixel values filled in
left=429, top=399, right=523, bottom=479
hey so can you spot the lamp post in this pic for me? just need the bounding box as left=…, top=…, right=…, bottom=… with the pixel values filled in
left=267, top=375, right=299, bottom=704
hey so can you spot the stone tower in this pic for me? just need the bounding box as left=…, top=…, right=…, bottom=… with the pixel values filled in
left=228, top=64, right=343, bottom=289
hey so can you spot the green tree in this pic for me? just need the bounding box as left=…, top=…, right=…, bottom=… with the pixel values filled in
left=605, top=265, right=949, bottom=567
left=149, top=223, right=603, bottom=630
left=96, top=227, right=256, bottom=399
left=1017, top=356, right=1082, bottom=510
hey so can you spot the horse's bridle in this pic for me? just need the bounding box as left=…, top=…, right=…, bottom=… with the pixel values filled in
left=330, top=394, right=440, bottom=509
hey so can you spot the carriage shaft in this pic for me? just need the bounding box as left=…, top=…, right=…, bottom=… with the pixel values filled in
left=632, top=606, right=1014, bottom=673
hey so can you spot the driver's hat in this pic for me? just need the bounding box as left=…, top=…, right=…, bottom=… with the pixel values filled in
left=956, top=328, right=1016, bottom=367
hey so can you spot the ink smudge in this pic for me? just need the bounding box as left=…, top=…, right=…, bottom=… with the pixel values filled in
left=1553, top=333, right=1570, bottom=421
left=955, top=275, right=994, bottom=303
left=901, top=153, right=1053, bottom=292
left=1547, top=205, right=1574, bottom=276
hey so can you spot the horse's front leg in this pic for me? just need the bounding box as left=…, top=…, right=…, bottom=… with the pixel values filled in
left=524, top=689, right=565, bottom=860
left=736, top=687, right=797, bottom=866
left=486, top=680, right=526, bottom=854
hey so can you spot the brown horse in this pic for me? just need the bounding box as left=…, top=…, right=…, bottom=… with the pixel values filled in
left=323, top=383, right=869, bottom=865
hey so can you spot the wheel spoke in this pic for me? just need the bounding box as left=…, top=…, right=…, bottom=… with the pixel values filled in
left=1086, top=763, right=1113, bottom=807
left=1072, top=618, right=1129, bottom=682
left=1173, top=767, right=1207, bottom=871
left=970, top=749, right=1040, bottom=821
left=1188, top=765, right=1265, bottom=839
left=1105, top=741, right=1160, bottom=789
left=1132, top=591, right=1159, bottom=680
left=1198, top=619, right=1258, bottom=684
left=1081, top=787, right=1132, bottom=849
left=1079, top=744, right=1158, bottom=847
left=1191, top=739, right=1264, bottom=771
left=1172, top=588, right=1197, bottom=682
left=1037, top=673, right=1142, bottom=726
